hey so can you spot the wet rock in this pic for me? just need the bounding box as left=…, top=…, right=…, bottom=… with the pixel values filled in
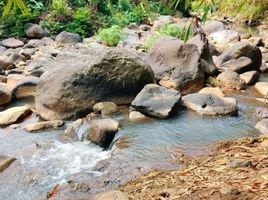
left=216, top=42, right=262, bottom=71
left=24, top=120, right=64, bottom=132
left=0, top=106, right=32, bottom=127
left=182, top=93, right=238, bottom=116
left=226, top=159, right=252, bottom=168
left=131, top=84, right=181, bottom=118
left=187, top=34, right=218, bottom=76
left=60, top=119, right=88, bottom=142
left=220, top=186, right=240, bottom=195
left=0, top=83, right=12, bottom=106
left=255, top=119, right=268, bottom=134
left=93, top=102, right=118, bottom=115
left=0, top=56, right=15, bottom=70
left=11, top=76, right=40, bottom=99
left=219, top=57, right=253, bottom=74
left=1, top=38, right=24, bottom=48
left=92, top=190, right=129, bottom=200
left=153, top=15, right=174, bottom=30
left=217, top=71, right=247, bottom=90
left=129, top=111, right=147, bottom=121
left=203, top=20, right=225, bottom=35
left=208, top=30, right=240, bottom=45
left=88, top=119, right=119, bottom=148
left=247, top=36, right=264, bottom=47
left=146, top=37, right=204, bottom=95
left=240, top=70, right=259, bottom=85
left=199, top=87, right=224, bottom=97
left=0, top=155, right=16, bottom=173
left=6, top=74, right=26, bottom=88
left=255, top=82, right=268, bottom=96
left=36, top=47, right=154, bottom=120
left=24, top=23, right=45, bottom=39
left=55, top=31, right=82, bottom=44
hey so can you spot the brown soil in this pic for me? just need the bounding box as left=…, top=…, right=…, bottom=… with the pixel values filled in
left=120, top=136, right=268, bottom=200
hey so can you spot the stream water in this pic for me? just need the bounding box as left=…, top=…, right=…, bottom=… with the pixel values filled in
left=0, top=85, right=265, bottom=199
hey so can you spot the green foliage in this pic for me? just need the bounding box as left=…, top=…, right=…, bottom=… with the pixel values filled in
left=97, top=25, right=124, bottom=47
left=2, top=0, right=29, bottom=17
left=144, top=23, right=193, bottom=51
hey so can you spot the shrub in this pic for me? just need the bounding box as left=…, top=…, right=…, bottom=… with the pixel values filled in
left=97, top=25, right=124, bottom=47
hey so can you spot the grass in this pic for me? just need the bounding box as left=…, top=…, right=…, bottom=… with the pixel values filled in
left=96, top=25, right=124, bottom=47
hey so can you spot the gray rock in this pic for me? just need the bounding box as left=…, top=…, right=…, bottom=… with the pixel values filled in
left=216, top=42, right=262, bottom=71
left=0, top=56, right=15, bottom=70
left=129, top=111, right=147, bottom=121
left=36, top=47, right=155, bottom=120
left=24, top=23, right=45, bottom=39
left=0, top=83, right=11, bottom=106
left=219, top=57, right=253, bottom=74
left=208, top=30, right=240, bottom=45
left=55, top=31, right=82, bottom=44
left=0, top=106, right=32, bottom=127
left=131, top=84, right=181, bottom=118
left=24, top=120, right=64, bottom=132
left=187, top=35, right=218, bottom=76
left=1, top=38, right=24, bottom=48
left=217, top=71, right=247, bottom=90
left=182, top=93, right=238, bottom=116
left=93, top=102, right=118, bottom=115
left=92, top=190, right=129, bottom=200
left=255, top=119, right=268, bottom=134
left=88, top=119, right=119, bottom=148
left=153, top=15, right=174, bottom=30
left=240, top=70, right=259, bottom=85
left=145, top=37, right=204, bottom=95
left=203, top=20, right=225, bottom=35
left=226, top=159, right=252, bottom=168
left=0, top=155, right=16, bottom=173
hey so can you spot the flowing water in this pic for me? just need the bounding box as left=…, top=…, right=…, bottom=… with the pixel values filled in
left=0, top=87, right=264, bottom=199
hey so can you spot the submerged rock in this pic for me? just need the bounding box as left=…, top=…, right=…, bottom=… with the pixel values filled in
left=131, top=84, right=181, bottom=118
left=0, top=155, right=16, bottom=173
left=35, top=47, right=154, bottom=120
left=182, top=93, right=238, bottom=116
left=88, top=119, right=119, bottom=148
left=93, top=102, right=118, bottom=115
left=24, top=120, right=64, bottom=132
left=145, top=37, right=204, bottom=95
left=217, top=71, right=247, bottom=90
left=255, top=119, right=268, bottom=134
left=0, top=106, right=32, bottom=127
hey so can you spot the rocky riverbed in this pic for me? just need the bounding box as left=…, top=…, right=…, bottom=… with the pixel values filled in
left=0, top=16, right=268, bottom=199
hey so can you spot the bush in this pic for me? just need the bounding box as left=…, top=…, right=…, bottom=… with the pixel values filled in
left=97, top=25, right=124, bottom=47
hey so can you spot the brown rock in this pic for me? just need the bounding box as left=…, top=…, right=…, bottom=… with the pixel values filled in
left=24, top=120, right=64, bottom=132
left=0, top=155, right=16, bottom=173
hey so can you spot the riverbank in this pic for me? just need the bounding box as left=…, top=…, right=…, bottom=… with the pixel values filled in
left=120, top=136, right=268, bottom=199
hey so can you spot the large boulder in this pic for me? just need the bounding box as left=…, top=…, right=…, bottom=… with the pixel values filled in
left=24, top=23, right=45, bottom=39
left=215, top=42, right=262, bottom=71
left=182, top=93, right=238, bottom=116
left=55, top=31, right=82, bottom=44
left=131, top=84, right=181, bottom=118
left=219, top=57, right=253, bottom=74
left=145, top=37, right=204, bottom=95
left=217, top=71, right=247, bottom=90
left=88, top=119, right=119, bottom=148
left=36, top=48, right=155, bottom=120
left=187, top=35, right=218, bottom=76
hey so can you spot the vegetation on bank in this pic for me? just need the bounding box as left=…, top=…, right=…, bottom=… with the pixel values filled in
left=0, top=0, right=267, bottom=39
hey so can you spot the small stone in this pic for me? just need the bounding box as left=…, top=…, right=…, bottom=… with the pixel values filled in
left=199, top=87, right=224, bottom=97
left=24, top=23, right=45, bottom=39
left=93, top=102, right=118, bottom=115
left=0, top=75, right=7, bottom=83
left=220, top=186, right=240, bottom=195
left=92, top=190, right=129, bottom=200
left=240, top=70, right=259, bottom=85
left=226, top=159, right=252, bottom=168
left=60, top=119, right=87, bottom=142
left=255, top=82, right=268, bottom=97
left=88, top=119, right=119, bottom=148
left=24, top=120, right=64, bottom=132
left=0, top=155, right=16, bottom=173
left=129, top=111, right=147, bottom=121
left=55, top=31, right=82, bottom=44
left=0, top=106, right=32, bottom=127
left=1, top=38, right=24, bottom=48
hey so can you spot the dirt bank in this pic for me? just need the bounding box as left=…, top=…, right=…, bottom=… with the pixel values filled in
left=120, top=136, right=268, bottom=200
